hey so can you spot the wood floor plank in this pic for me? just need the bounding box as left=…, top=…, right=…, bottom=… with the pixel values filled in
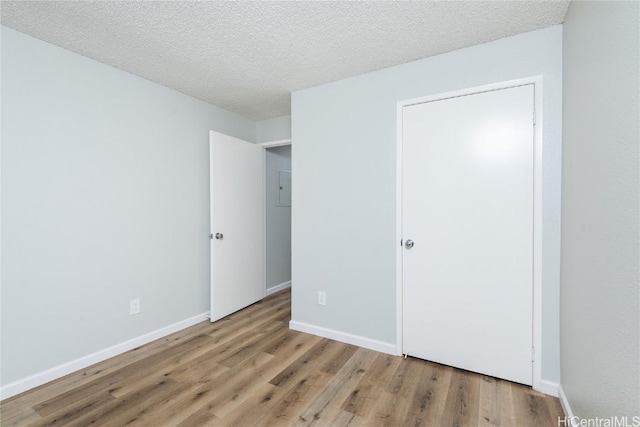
left=205, top=297, right=290, bottom=344
left=32, top=333, right=211, bottom=417
left=97, top=382, right=193, bottom=427
left=293, top=348, right=378, bottom=426
left=547, top=391, right=566, bottom=425
left=168, top=357, right=230, bottom=385
left=217, top=323, right=289, bottom=368
left=0, top=289, right=565, bottom=427
left=370, top=391, right=413, bottom=427
left=269, top=338, right=343, bottom=388
left=29, top=391, right=116, bottom=427
left=441, top=368, right=482, bottom=427
left=109, top=336, right=233, bottom=398
left=262, top=369, right=333, bottom=426
left=210, top=333, right=323, bottom=420
left=512, top=384, right=557, bottom=427
left=227, top=332, right=347, bottom=426
left=207, top=318, right=286, bottom=364
left=405, top=360, right=453, bottom=426
left=119, top=384, right=203, bottom=426
left=221, top=382, right=282, bottom=426
left=0, top=323, right=213, bottom=415
left=385, top=356, right=420, bottom=396
left=341, top=353, right=402, bottom=418
left=478, top=375, right=517, bottom=427
left=330, top=409, right=367, bottom=426
left=114, top=382, right=204, bottom=426
left=389, top=356, right=425, bottom=399
left=175, top=406, right=222, bottom=427
left=142, top=352, right=275, bottom=426
left=0, top=406, right=41, bottom=427
left=60, top=377, right=180, bottom=427
left=319, top=343, right=359, bottom=375
left=197, top=352, right=278, bottom=420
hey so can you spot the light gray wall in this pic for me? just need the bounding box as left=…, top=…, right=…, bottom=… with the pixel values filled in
left=256, top=115, right=291, bottom=143
left=0, top=27, right=256, bottom=386
left=266, top=146, right=292, bottom=289
left=291, top=26, right=563, bottom=382
left=561, top=1, right=639, bottom=418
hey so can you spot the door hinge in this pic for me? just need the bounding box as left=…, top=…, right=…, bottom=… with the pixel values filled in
left=533, top=111, right=537, bottom=125
left=531, top=346, right=535, bottom=362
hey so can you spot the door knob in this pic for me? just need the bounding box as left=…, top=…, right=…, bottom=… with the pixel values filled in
left=215, top=233, right=224, bottom=240
left=404, top=239, right=414, bottom=249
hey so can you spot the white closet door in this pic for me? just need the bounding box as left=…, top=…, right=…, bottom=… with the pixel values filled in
left=210, top=131, right=264, bottom=322
left=402, top=85, right=535, bottom=385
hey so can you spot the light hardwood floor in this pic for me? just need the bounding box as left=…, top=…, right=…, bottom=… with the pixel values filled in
left=0, top=289, right=564, bottom=426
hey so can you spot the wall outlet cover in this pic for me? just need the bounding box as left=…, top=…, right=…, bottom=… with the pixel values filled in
left=318, top=291, right=327, bottom=306
left=130, top=298, right=141, bottom=315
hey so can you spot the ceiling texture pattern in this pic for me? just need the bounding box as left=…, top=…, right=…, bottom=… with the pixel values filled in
left=1, top=1, right=570, bottom=120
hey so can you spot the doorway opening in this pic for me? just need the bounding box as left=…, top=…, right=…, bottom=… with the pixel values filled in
left=261, top=140, right=292, bottom=296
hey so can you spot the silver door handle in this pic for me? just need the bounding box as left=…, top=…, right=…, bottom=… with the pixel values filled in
left=215, top=233, right=223, bottom=240
left=404, top=239, right=414, bottom=249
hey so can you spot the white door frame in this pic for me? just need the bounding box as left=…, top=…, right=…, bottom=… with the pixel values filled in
left=395, top=76, right=544, bottom=391
left=258, top=139, right=292, bottom=149
left=258, top=139, right=292, bottom=295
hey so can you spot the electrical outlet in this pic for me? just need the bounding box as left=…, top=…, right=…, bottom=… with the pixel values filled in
left=130, top=298, right=141, bottom=315
left=318, top=291, right=326, bottom=306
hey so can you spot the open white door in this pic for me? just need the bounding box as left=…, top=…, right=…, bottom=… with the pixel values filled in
left=210, top=131, right=264, bottom=321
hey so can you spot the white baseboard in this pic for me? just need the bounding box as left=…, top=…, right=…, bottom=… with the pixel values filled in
left=0, top=311, right=210, bottom=401
left=538, top=379, right=560, bottom=397
left=558, top=385, right=577, bottom=425
left=266, top=280, right=291, bottom=296
left=289, top=320, right=396, bottom=355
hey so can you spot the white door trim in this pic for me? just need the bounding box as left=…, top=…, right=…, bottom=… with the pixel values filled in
left=258, top=138, right=292, bottom=148
left=395, top=76, right=544, bottom=392
left=261, top=139, right=292, bottom=294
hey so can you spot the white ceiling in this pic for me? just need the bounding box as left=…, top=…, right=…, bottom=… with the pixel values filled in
left=1, top=1, right=569, bottom=120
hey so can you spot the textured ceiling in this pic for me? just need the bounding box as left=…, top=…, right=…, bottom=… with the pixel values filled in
left=1, top=1, right=569, bottom=120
